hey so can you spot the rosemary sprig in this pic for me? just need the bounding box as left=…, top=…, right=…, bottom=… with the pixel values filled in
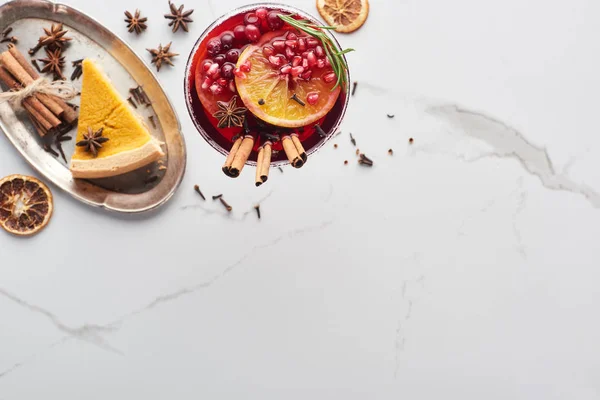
left=278, top=14, right=353, bottom=91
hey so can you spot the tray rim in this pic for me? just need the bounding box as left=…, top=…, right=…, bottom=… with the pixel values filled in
left=0, top=0, right=187, bottom=214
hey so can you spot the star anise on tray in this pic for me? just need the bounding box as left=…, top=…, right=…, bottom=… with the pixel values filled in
left=164, top=1, right=194, bottom=33
left=213, top=95, right=247, bottom=129
left=76, top=127, right=109, bottom=157
left=146, top=42, right=179, bottom=72
left=29, top=23, right=71, bottom=55
left=38, top=48, right=66, bottom=81
left=124, top=9, right=148, bottom=35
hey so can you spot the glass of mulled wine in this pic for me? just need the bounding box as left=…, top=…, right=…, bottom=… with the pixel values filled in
left=183, top=3, right=350, bottom=170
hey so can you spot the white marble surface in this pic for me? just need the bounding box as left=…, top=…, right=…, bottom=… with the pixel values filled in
left=1, top=0, right=600, bottom=398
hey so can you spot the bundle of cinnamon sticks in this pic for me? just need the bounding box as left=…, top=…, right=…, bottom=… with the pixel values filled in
left=0, top=45, right=77, bottom=137
left=222, top=131, right=307, bottom=185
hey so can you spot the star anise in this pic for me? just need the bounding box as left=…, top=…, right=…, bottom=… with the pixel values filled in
left=146, top=42, right=179, bottom=72
left=164, top=1, right=194, bottom=33
left=29, top=23, right=71, bottom=55
left=38, top=48, right=65, bottom=81
left=124, top=9, right=148, bottom=35
left=76, top=127, right=109, bottom=157
left=213, top=95, right=247, bottom=129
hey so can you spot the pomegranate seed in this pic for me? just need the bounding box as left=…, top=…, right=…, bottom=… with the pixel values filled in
left=207, top=39, right=221, bottom=56
left=213, top=54, right=226, bottom=66
left=217, top=78, right=228, bottom=87
left=233, top=67, right=247, bottom=79
left=291, top=66, right=304, bottom=77
left=302, top=58, right=309, bottom=69
left=316, top=59, right=325, bottom=69
left=285, top=40, right=298, bottom=49
left=209, top=83, right=223, bottom=95
left=307, top=52, right=317, bottom=67
left=262, top=45, right=274, bottom=58
left=307, top=92, right=319, bottom=105
left=315, top=45, right=325, bottom=58
left=244, top=13, right=259, bottom=25
left=323, top=71, right=336, bottom=83
left=220, top=33, right=234, bottom=50
left=307, top=38, right=319, bottom=48
left=225, top=49, right=240, bottom=63
left=221, top=63, right=235, bottom=79
left=272, top=40, right=285, bottom=52
left=301, top=51, right=310, bottom=58
left=201, top=76, right=212, bottom=90
left=201, top=59, right=213, bottom=72
left=301, top=70, right=312, bottom=80
left=267, top=11, right=283, bottom=30
left=292, top=56, right=302, bottom=67
left=280, top=65, right=292, bottom=74
left=233, top=25, right=246, bottom=42
left=269, top=55, right=283, bottom=67
left=298, top=38, right=307, bottom=52
left=255, top=8, right=268, bottom=20
left=207, top=62, right=220, bottom=77
left=229, top=80, right=236, bottom=93
left=286, top=32, right=298, bottom=40
left=240, top=61, right=252, bottom=73
left=324, top=57, right=331, bottom=67
left=285, top=47, right=295, bottom=59
left=245, top=24, right=260, bottom=42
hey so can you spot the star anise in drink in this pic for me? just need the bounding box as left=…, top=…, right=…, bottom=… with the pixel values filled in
left=29, top=23, right=71, bottom=55
left=76, top=127, right=109, bottom=157
left=146, top=42, right=179, bottom=72
left=213, top=95, right=247, bottom=128
left=164, top=1, right=194, bottom=33
left=38, top=48, right=65, bottom=80
left=124, top=9, right=148, bottom=35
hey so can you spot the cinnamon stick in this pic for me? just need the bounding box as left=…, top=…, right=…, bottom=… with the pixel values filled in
left=23, top=101, right=52, bottom=132
left=222, top=136, right=243, bottom=177
left=282, top=136, right=304, bottom=168
left=230, top=135, right=255, bottom=177
left=255, top=145, right=265, bottom=187
left=260, top=141, right=272, bottom=183
left=4, top=46, right=77, bottom=124
left=291, top=134, right=307, bottom=163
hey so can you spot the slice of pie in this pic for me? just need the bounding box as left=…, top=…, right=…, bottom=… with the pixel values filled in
left=69, top=59, right=164, bottom=179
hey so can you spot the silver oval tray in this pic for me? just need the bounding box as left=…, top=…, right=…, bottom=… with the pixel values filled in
left=0, top=0, right=186, bottom=213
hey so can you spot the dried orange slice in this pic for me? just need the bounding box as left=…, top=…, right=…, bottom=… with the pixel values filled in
left=0, top=175, right=53, bottom=236
left=316, top=0, right=369, bottom=33
left=235, top=30, right=341, bottom=128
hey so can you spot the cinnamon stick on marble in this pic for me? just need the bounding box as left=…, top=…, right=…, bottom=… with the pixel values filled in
left=229, top=135, right=255, bottom=177
left=222, top=136, right=243, bottom=177
left=282, top=135, right=304, bottom=168
left=291, top=133, right=307, bottom=163
left=259, top=141, right=272, bottom=183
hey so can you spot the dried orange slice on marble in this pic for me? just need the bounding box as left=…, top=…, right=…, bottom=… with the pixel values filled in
left=316, top=0, right=369, bottom=33
left=0, top=175, right=53, bottom=236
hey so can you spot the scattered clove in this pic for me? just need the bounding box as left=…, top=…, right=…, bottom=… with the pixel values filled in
left=254, top=204, right=261, bottom=220
left=349, top=132, right=356, bottom=146
left=219, top=197, right=232, bottom=212
left=409, top=137, right=414, bottom=144
left=344, top=160, right=348, bottom=165
left=43, top=144, right=58, bottom=157
left=212, top=194, right=222, bottom=200
left=193, top=184, right=205, bottom=200
left=333, top=143, right=338, bottom=149
left=0, top=36, right=17, bottom=44
left=351, top=81, right=357, bottom=96
left=127, top=96, right=137, bottom=108
left=388, top=148, right=393, bottom=155
left=2, top=27, right=13, bottom=38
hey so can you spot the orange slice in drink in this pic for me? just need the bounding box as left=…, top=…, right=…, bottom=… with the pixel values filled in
left=235, top=30, right=341, bottom=128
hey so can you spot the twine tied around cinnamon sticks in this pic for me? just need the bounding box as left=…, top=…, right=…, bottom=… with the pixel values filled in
left=0, top=44, right=78, bottom=137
